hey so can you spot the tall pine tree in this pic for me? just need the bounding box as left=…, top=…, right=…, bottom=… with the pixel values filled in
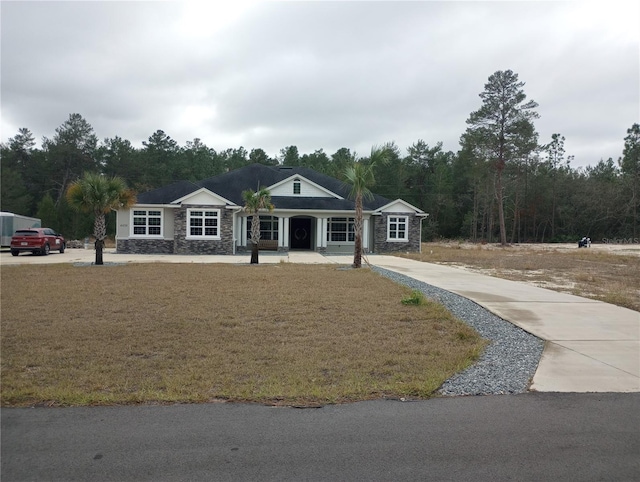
left=463, top=70, right=539, bottom=245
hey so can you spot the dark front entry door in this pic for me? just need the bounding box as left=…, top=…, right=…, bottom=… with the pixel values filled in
left=290, top=218, right=312, bottom=250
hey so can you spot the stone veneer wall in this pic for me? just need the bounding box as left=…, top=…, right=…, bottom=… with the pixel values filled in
left=235, top=245, right=290, bottom=254
left=173, top=205, right=235, bottom=255
left=117, top=238, right=174, bottom=254
left=373, top=213, right=421, bottom=253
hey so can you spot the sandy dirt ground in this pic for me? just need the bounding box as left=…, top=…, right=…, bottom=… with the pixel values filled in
left=432, top=242, right=640, bottom=257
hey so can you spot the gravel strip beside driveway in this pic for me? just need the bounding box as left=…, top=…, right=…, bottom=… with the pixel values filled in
left=372, top=267, right=544, bottom=396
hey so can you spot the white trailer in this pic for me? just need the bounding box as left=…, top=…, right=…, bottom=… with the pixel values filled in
left=0, top=212, right=41, bottom=247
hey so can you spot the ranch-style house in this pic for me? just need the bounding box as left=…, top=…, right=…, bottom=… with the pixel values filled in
left=115, top=163, right=427, bottom=255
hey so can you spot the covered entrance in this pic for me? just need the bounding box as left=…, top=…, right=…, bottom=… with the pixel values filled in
left=289, top=217, right=313, bottom=250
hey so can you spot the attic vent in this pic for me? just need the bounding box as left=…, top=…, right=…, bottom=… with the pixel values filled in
left=293, top=179, right=301, bottom=195
left=279, top=166, right=293, bottom=170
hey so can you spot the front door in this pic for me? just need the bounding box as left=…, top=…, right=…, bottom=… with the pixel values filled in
left=289, top=218, right=312, bottom=250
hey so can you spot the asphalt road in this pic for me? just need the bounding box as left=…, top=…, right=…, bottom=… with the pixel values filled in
left=2, top=392, right=639, bottom=481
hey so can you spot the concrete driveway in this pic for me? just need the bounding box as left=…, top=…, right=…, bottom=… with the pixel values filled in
left=3, top=248, right=639, bottom=392
left=358, top=255, right=640, bottom=393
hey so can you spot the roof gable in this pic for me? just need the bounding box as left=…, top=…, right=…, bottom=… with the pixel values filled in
left=197, top=164, right=286, bottom=205
left=268, top=175, right=343, bottom=199
left=375, top=199, right=427, bottom=215
left=172, top=187, right=233, bottom=206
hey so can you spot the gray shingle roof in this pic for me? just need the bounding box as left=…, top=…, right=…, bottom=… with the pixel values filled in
left=136, top=180, right=200, bottom=204
left=135, top=164, right=392, bottom=211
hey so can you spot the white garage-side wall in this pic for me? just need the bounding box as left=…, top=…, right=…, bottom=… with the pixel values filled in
left=116, top=207, right=175, bottom=239
left=116, top=208, right=130, bottom=239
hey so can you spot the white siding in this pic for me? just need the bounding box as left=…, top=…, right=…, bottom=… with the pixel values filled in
left=163, top=209, right=175, bottom=239
left=116, top=209, right=130, bottom=239
left=379, top=200, right=415, bottom=213
left=180, top=190, right=228, bottom=205
left=270, top=179, right=333, bottom=197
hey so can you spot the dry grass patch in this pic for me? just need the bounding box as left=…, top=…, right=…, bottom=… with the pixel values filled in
left=401, top=243, right=640, bottom=312
left=1, top=263, right=484, bottom=407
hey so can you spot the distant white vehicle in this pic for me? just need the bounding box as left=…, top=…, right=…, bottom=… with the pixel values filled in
left=578, top=236, right=591, bottom=248
left=0, top=212, right=41, bottom=247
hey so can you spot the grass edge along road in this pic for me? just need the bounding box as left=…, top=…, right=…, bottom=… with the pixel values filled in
left=1, top=263, right=485, bottom=407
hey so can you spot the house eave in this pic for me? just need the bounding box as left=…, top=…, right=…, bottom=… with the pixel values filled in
left=129, top=204, right=181, bottom=209
left=373, top=198, right=426, bottom=214
left=269, top=208, right=375, bottom=215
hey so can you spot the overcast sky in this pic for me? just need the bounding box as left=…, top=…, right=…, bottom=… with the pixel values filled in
left=2, top=0, right=638, bottom=168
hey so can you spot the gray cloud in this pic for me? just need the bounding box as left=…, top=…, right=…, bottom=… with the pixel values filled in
left=2, top=1, right=638, bottom=167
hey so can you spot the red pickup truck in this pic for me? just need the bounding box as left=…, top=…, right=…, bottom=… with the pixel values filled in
left=10, top=228, right=66, bottom=256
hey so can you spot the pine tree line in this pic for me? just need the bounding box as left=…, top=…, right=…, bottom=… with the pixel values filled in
left=2, top=71, right=638, bottom=243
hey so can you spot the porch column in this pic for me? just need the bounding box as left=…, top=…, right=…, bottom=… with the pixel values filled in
left=241, top=216, right=247, bottom=246
left=283, top=217, right=290, bottom=249
left=316, top=218, right=323, bottom=248
left=232, top=212, right=238, bottom=254
left=322, top=218, right=329, bottom=248
left=363, top=217, right=370, bottom=251
left=278, top=216, right=284, bottom=248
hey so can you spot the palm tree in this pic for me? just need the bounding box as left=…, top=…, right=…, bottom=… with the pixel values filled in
left=242, top=186, right=274, bottom=264
left=345, top=146, right=391, bottom=268
left=66, top=172, right=136, bottom=265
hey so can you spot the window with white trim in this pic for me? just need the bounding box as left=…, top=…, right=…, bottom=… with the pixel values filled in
left=247, top=216, right=279, bottom=241
left=293, top=179, right=301, bottom=195
left=327, top=217, right=355, bottom=242
left=132, top=209, right=162, bottom=236
left=387, top=216, right=408, bottom=241
left=187, top=209, right=220, bottom=238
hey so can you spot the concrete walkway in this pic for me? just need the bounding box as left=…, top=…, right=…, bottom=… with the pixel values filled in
left=3, top=249, right=638, bottom=392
